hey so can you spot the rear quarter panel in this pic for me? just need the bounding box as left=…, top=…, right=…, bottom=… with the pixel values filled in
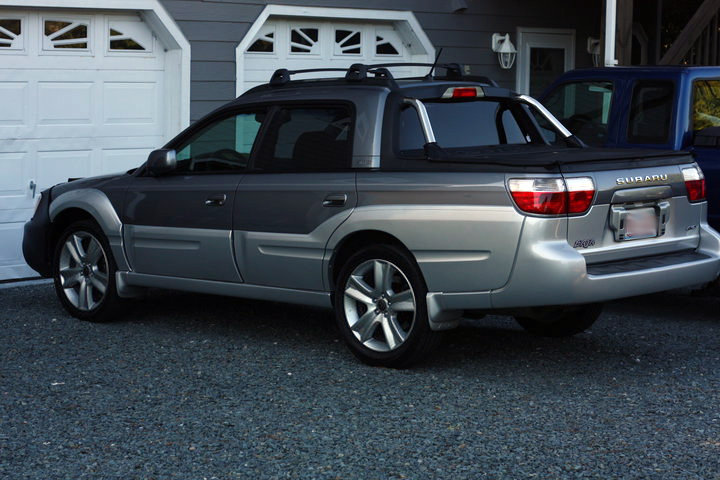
left=328, top=171, right=525, bottom=293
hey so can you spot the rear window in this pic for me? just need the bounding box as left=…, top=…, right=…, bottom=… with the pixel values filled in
left=398, top=100, right=530, bottom=153
left=627, top=81, right=674, bottom=144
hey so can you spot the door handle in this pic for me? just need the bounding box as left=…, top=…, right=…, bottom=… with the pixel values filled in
left=29, top=179, right=36, bottom=198
left=323, top=193, right=348, bottom=207
left=205, top=193, right=227, bottom=206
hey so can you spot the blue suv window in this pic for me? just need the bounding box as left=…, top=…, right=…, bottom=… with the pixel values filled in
left=543, top=81, right=614, bottom=147
left=628, top=81, right=674, bottom=144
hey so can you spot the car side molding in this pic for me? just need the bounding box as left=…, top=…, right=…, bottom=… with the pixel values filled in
left=117, top=272, right=333, bottom=308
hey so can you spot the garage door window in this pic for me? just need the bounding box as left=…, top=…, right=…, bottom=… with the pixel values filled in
left=254, top=106, right=352, bottom=171
left=290, top=27, right=319, bottom=54
left=108, top=19, right=152, bottom=52
left=43, top=19, right=90, bottom=50
left=334, top=29, right=361, bottom=55
left=248, top=26, right=275, bottom=53
left=375, top=30, right=401, bottom=56
left=175, top=111, right=265, bottom=173
left=0, top=18, right=23, bottom=50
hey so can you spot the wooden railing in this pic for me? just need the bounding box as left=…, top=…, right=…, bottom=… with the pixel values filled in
left=659, top=0, right=720, bottom=65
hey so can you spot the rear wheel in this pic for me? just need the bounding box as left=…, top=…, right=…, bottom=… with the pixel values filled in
left=53, top=220, right=121, bottom=322
left=514, top=304, right=603, bottom=337
left=334, top=244, right=441, bottom=368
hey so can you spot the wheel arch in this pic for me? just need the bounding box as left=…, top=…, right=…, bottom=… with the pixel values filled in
left=327, top=229, right=416, bottom=292
left=49, top=189, right=130, bottom=271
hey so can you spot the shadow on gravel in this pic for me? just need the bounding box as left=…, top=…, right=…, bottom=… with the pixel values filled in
left=105, top=287, right=720, bottom=374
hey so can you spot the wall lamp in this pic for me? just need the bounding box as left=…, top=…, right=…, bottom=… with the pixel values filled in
left=491, top=33, right=516, bottom=69
left=587, top=36, right=601, bottom=67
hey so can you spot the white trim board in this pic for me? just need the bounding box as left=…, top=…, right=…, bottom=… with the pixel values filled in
left=235, top=5, right=436, bottom=96
left=0, top=0, right=191, bottom=136
left=515, top=27, right=575, bottom=96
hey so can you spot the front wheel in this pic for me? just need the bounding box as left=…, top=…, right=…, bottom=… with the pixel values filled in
left=53, top=220, right=121, bottom=322
left=514, top=304, right=603, bottom=337
left=334, top=244, right=441, bottom=368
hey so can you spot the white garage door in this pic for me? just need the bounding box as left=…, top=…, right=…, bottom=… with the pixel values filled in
left=241, top=18, right=431, bottom=92
left=0, top=10, right=166, bottom=280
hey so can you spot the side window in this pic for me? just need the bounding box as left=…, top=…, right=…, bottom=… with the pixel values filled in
left=628, top=81, right=674, bottom=144
left=543, top=81, right=613, bottom=146
left=175, top=111, right=264, bottom=173
left=692, top=79, right=720, bottom=132
left=254, top=106, right=352, bottom=171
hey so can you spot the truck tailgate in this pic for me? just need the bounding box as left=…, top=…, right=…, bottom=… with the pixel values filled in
left=562, top=152, right=703, bottom=265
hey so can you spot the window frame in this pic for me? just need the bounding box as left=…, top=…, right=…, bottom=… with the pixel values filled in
left=105, top=16, right=156, bottom=57
left=40, top=15, right=93, bottom=56
left=245, top=100, right=357, bottom=174
left=0, top=16, right=26, bottom=54
left=625, top=79, right=677, bottom=146
left=690, top=77, right=720, bottom=134
left=149, top=106, right=269, bottom=176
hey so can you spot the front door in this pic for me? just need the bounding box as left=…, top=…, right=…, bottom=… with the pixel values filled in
left=123, top=109, right=266, bottom=282
left=516, top=28, right=575, bottom=97
left=234, top=104, right=357, bottom=291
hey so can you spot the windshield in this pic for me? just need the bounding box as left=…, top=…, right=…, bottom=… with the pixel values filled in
left=398, top=99, right=532, bottom=153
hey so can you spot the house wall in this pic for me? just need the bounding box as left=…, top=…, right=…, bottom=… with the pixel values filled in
left=160, top=0, right=603, bottom=121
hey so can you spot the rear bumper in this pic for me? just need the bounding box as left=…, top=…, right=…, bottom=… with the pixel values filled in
left=22, top=191, right=53, bottom=278
left=426, top=221, right=720, bottom=330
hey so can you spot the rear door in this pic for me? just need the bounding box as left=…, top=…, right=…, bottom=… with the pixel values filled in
left=123, top=109, right=266, bottom=282
left=234, top=103, right=357, bottom=290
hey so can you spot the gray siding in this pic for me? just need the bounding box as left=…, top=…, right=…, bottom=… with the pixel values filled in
left=160, top=0, right=602, bottom=121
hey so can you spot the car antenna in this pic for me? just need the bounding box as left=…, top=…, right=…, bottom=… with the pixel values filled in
left=425, top=48, right=443, bottom=80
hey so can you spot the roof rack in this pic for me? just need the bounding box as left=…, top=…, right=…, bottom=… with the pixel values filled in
left=268, top=63, right=497, bottom=87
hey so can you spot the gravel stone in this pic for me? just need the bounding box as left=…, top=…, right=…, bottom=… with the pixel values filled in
left=1, top=284, right=719, bottom=479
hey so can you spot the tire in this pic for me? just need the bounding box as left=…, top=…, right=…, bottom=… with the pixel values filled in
left=514, top=303, right=603, bottom=338
left=53, top=219, right=121, bottom=322
left=334, top=244, right=441, bottom=368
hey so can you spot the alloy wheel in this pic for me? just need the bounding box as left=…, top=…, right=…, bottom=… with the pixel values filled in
left=58, top=231, right=109, bottom=311
left=343, top=259, right=416, bottom=352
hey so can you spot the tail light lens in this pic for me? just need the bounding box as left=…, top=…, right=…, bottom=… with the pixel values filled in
left=441, top=86, right=485, bottom=99
left=565, top=177, right=596, bottom=213
left=507, top=177, right=595, bottom=215
left=682, top=166, right=706, bottom=202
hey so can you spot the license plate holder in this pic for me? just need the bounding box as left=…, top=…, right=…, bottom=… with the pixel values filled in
left=620, top=207, right=658, bottom=241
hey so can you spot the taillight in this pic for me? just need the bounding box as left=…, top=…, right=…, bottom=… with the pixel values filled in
left=682, top=166, right=706, bottom=202
left=507, top=177, right=595, bottom=215
left=441, top=86, right=485, bottom=99
left=565, top=177, right=595, bottom=213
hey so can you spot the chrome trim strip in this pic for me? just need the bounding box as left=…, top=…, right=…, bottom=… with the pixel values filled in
left=403, top=98, right=437, bottom=144
left=516, top=94, right=573, bottom=139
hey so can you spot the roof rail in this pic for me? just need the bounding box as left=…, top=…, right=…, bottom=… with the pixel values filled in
left=268, top=62, right=496, bottom=87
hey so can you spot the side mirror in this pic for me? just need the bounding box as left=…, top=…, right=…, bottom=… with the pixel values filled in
left=147, top=149, right=177, bottom=176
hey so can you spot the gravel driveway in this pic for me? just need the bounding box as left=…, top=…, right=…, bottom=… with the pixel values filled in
left=1, top=283, right=719, bottom=479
